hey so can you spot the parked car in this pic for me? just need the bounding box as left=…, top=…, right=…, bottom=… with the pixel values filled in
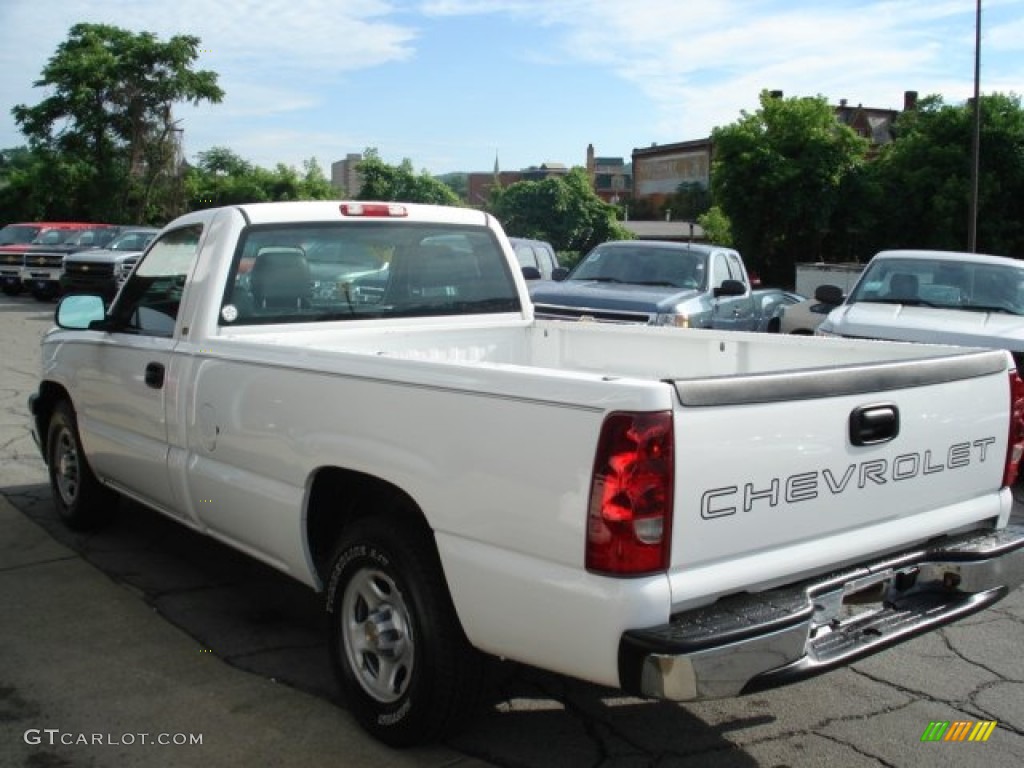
left=18, top=225, right=122, bottom=300
left=816, top=249, right=1024, bottom=369
left=61, top=227, right=160, bottom=299
left=779, top=287, right=837, bottom=334
left=509, top=236, right=560, bottom=280
left=530, top=239, right=798, bottom=332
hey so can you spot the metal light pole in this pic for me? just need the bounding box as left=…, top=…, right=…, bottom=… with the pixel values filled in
left=968, top=0, right=982, bottom=252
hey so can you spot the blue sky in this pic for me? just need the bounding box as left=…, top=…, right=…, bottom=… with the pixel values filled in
left=1, top=0, right=1022, bottom=178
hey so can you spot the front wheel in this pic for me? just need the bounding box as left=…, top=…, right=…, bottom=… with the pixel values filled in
left=325, top=514, right=483, bottom=746
left=46, top=400, right=116, bottom=530
left=32, top=287, right=57, bottom=302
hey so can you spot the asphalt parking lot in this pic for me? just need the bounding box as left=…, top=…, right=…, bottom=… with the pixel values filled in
left=2, top=292, right=1023, bottom=767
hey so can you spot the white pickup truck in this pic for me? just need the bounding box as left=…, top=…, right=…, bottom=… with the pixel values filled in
left=816, top=249, right=1024, bottom=371
left=30, top=202, right=1024, bottom=746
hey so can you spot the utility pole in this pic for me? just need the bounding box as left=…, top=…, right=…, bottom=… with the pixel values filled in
left=968, top=0, right=982, bottom=252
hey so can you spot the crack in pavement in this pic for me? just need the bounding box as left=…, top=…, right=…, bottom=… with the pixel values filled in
left=938, top=625, right=1023, bottom=684
left=848, top=664, right=997, bottom=728
left=812, top=730, right=900, bottom=768
left=222, top=640, right=327, bottom=665
left=0, top=555, right=79, bottom=574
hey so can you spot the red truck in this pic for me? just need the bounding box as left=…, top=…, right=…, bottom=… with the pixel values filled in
left=0, top=221, right=116, bottom=297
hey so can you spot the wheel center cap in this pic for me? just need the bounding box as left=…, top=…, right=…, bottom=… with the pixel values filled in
left=363, top=604, right=407, bottom=659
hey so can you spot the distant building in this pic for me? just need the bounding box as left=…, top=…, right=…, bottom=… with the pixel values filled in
left=621, top=220, right=705, bottom=241
left=631, top=138, right=712, bottom=215
left=466, top=162, right=569, bottom=207
left=586, top=144, right=632, bottom=205
left=629, top=90, right=919, bottom=215
left=331, top=153, right=363, bottom=197
left=834, top=90, right=917, bottom=150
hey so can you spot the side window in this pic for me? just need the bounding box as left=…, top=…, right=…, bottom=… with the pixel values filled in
left=712, top=253, right=730, bottom=288
left=514, top=243, right=538, bottom=270
left=725, top=253, right=746, bottom=283
left=535, top=245, right=555, bottom=275
left=108, top=225, right=202, bottom=337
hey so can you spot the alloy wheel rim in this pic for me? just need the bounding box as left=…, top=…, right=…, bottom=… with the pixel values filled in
left=341, top=566, right=414, bottom=703
left=54, top=428, right=80, bottom=505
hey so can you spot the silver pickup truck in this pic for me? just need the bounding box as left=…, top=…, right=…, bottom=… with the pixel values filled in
left=530, top=239, right=798, bottom=331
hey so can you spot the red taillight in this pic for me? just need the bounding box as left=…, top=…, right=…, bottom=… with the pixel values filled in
left=1003, top=369, right=1024, bottom=487
left=339, top=202, right=408, bottom=217
left=586, top=411, right=674, bottom=576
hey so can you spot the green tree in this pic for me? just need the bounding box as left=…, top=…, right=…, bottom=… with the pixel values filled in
left=11, top=23, right=223, bottom=223
left=697, top=206, right=733, bottom=246
left=711, top=90, right=870, bottom=284
left=489, top=167, right=632, bottom=253
left=0, top=146, right=40, bottom=222
left=436, top=172, right=468, bottom=201
left=868, top=92, right=1024, bottom=256
left=300, top=157, right=335, bottom=199
left=667, top=181, right=711, bottom=222
left=186, top=148, right=336, bottom=209
left=0, top=145, right=97, bottom=222
left=355, top=149, right=463, bottom=206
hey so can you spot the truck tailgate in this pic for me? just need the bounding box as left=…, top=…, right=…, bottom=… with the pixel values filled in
left=667, top=348, right=1012, bottom=607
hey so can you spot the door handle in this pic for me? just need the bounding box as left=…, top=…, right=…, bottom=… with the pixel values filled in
left=145, top=362, right=165, bottom=389
left=849, top=404, right=899, bottom=446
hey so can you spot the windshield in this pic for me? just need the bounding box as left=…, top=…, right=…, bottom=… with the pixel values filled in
left=0, top=224, right=42, bottom=245
left=848, top=257, right=1024, bottom=315
left=220, top=222, right=521, bottom=325
left=32, top=229, right=68, bottom=245
left=569, top=244, right=707, bottom=289
left=109, top=230, right=157, bottom=251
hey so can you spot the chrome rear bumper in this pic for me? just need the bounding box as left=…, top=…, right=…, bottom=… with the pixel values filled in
left=618, top=525, right=1024, bottom=700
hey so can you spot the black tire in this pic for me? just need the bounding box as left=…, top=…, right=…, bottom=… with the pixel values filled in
left=32, top=288, right=57, bottom=302
left=1, top=284, right=21, bottom=296
left=46, top=400, right=117, bottom=530
left=325, top=513, right=483, bottom=747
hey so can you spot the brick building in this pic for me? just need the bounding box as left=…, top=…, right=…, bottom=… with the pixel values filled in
left=465, top=161, right=568, bottom=207
left=330, top=90, right=917, bottom=211
left=585, top=144, right=632, bottom=205
left=631, top=138, right=713, bottom=215
left=330, top=153, right=363, bottom=197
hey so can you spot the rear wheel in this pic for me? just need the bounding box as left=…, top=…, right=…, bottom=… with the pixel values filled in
left=325, top=513, right=483, bottom=746
left=46, top=400, right=117, bottom=530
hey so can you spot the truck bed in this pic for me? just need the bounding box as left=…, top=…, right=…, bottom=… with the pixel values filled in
left=188, top=317, right=1015, bottom=685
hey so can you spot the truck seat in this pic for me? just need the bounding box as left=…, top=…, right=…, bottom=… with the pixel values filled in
left=250, top=247, right=312, bottom=310
left=886, top=273, right=919, bottom=302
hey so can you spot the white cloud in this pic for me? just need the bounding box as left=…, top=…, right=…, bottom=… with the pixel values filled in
left=420, top=0, right=1020, bottom=144
left=1, top=0, right=1021, bottom=176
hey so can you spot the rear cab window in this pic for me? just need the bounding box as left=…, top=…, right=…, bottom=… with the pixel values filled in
left=219, top=222, right=521, bottom=325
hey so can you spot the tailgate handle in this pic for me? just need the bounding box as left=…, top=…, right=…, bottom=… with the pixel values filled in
left=849, top=404, right=899, bottom=446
